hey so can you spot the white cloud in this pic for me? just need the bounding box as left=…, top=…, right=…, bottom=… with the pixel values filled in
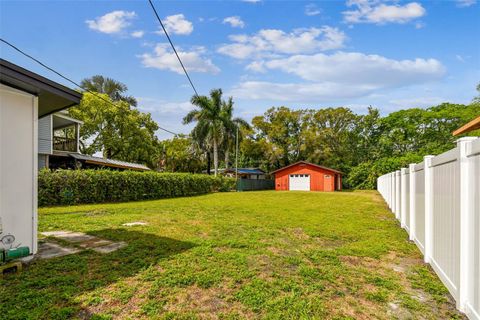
left=246, top=61, right=267, bottom=73
left=389, top=97, right=446, bottom=108
left=455, top=54, right=471, bottom=63
left=414, top=22, right=425, bottom=29
left=138, top=97, right=194, bottom=114
left=162, top=14, right=193, bottom=35
left=86, top=10, right=136, bottom=34
left=217, top=26, right=346, bottom=59
left=230, top=81, right=374, bottom=101
left=343, top=0, right=426, bottom=24
left=131, top=30, right=145, bottom=38
left=223, top=16, right=245, bottom=28
left=262, top=52, right=445, bottom=84
left=242, top=0, right=261, bottom=3
left=137, top=98, right=194, bottom=140
left=139, top=43, right=220, bottom=74
left=456, top=0, right=476, bottom=7
left=305, top=3, right=321, bottom=16
left=230, top=52, right=445, bottom=102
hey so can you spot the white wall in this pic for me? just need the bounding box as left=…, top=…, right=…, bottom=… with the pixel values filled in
left=377, top=137, right=480, bottom=319
left=0, top=84, right=38, bottom=255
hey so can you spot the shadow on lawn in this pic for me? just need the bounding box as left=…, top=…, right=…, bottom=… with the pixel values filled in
left=0, top=229, right=195, bottom=320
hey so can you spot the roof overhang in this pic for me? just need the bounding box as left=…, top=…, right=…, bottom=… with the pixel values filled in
left=224, top=168, right=265, bottom=175
left=453, top=115, right=480, bottom=136
left=69, top=153, right=151, bottom=171
left=53, top=112, right=83, bottom=129
left=0, top=59, right=82, bottom=118
left=270, top=161, right=343, bottom=175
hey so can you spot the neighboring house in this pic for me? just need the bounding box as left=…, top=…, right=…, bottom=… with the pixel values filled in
left=223, top=168, right=266, bottom=179
left=272, top=161, right=342, bottom=192
left=0, top=59, right=82, bottom=257
left=38, top=111, right=82, bottom=169
left=453, top=115, right=480, bottom=135
left=38, top=111, right=150, bottom=171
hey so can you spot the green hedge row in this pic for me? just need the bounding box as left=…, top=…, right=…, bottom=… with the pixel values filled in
left=38, top=169, right=236, bottom=206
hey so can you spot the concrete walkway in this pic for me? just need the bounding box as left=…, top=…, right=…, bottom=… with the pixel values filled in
left=38, top=231, right=126, bottom=259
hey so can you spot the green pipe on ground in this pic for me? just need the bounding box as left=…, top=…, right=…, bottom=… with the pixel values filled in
left=1, top=247, right=30, bottom=264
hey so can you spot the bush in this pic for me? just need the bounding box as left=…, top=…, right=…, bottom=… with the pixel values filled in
left=38, top=169, right=235, bottom=206
left=346, top=152, right=423, bottom=189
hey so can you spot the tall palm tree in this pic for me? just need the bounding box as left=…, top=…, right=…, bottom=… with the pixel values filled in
left=183, top=89, right=224, bottom=176
left=220, top=97, right=250, bottom=169
left=80, top=75, right=137, bottom=107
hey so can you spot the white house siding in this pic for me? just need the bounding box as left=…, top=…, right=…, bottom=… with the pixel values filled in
left=38, top=154, right=48, bottom=170
left=0, top=84, right=38, bottom=255
left=38, top=115, right=52, bottom=155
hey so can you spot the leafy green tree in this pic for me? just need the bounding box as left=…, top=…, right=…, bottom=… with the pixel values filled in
left=473, top=82, right=480, bottom=103
left=183, top=89, right=225, bottom=176
left=157, top=135, right=205, bottom=172
left=252, top=107, right=305, bottom=167
left=68, top=92, right=159, bottom=167
left=303, top=107, right=359, bottom=172
left=378, top=103, right=480, bottom=156
left=80, top=75, right=137, bottom=107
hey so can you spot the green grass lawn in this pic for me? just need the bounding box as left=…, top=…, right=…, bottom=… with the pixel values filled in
left=0, top=191, right=463, bottom=319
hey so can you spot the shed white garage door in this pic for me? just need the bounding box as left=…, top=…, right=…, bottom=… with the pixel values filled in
left=289, top=174, right=310, bottom=191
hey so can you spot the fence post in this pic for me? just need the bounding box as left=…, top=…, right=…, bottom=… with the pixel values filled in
left=400, top=168, right=407, bottom=228
left=395, top=170, right=401, bottom=220
left=457, top=137, right=477, bottom=311
left=409, top=163, right=416, bottom=241
left=390, top=173, right=394, bottom=211
left=391, top=172, right=394, bottom=211
left=423, top=155, right=434, bottom=264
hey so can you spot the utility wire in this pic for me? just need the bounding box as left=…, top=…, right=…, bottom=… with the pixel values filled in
left=0, top=38, right=178, bottom=136
left=147, top=0, right=199, bottom=97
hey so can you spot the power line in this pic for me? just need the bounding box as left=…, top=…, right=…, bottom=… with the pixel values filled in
left=147, top=0, right=199, bottom=97
left=0, top=38, right=178, bottom=136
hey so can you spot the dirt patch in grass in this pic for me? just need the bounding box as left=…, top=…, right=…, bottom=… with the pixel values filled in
left=339, top=252, right=465, bottom=319
left=266, top=246, right=290, bottom=256
left=287, top=227, right=310, bottom=240
left=80, top=276, right=151, bottom=319
left=247, top=254, right=275, bottom=279
left=326, top=294, right=389, bottom=319
left=165, top=285, right=255, bottom=319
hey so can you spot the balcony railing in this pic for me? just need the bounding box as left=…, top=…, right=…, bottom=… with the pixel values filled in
left=53, top=136, right=77, bottom=152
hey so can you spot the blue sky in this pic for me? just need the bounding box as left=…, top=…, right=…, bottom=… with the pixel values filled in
left=1, top=0, right=479, bottom=139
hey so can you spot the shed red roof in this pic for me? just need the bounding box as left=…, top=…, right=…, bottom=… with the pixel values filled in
left=270, top=161, right=342, bottom=175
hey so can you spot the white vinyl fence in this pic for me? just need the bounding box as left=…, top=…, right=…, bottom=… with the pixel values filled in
left=377, top=137, right=480, bottom=319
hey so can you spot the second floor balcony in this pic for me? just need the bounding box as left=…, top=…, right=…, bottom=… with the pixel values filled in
left=53, top=136, right=78, bottom=152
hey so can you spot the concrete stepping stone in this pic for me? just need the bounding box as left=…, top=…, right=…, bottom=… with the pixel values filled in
left=79, top=238, right=113, bottom=249
left=36, top=241, right=81, bottom=259
left=44, top=231, right=97, bottom=243
left=40, top=231, right=127, bottom=255
left=122, top=222, right=147, bottom=227
left=92, top=241, right=127, bottom=253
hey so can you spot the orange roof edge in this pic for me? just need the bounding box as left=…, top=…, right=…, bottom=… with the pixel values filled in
left=453, top=115, right=480, bottom=136
left=270, top=161, right=343, bottom=175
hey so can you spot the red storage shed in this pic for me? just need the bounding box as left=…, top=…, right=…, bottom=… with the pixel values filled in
left=272, top=161, right=342, bottom=192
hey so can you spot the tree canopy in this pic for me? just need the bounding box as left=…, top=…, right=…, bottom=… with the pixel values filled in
left=68, top=92, right=159, bottom=168
left=81, top=75, right=137, bottom=107
left=241, top=102, right=479, bottom=189
left=70, top=76, right=480, bottom=189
